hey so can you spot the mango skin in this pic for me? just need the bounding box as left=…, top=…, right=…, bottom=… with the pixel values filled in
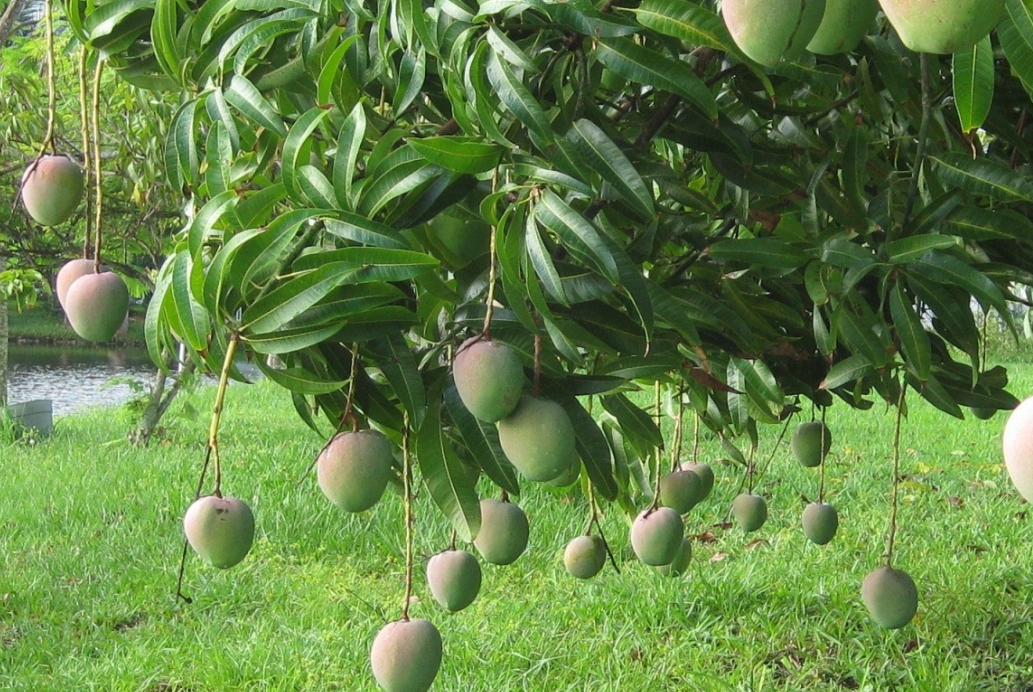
left=497, top=396, right=576, bottom=483
left=659, top=469, right=703, bottom=514
left=370, top=618, right=443, bottom=692
left=861, top=566, right=919, bottom=629
left=656, top=537, right=692, bottom=576
left=64, top=272, right=130, bottom=343
left=426, top=550, right=482, bottom=612
left=317, top=430, right=394, bottom=512
left=802, top=501, right=839, bottom=545
left=731, top=493, right=768, bottom=532
left=453, top=338, right=525, bottom=423
left=792, top=421, right=832, bottom=468
left=681, top=462, right=714, bottom=500
left=55, top=259, right=97, bottom=309
left=473, top=498, right=529, bottom=565
left=807, top=0, right=878, bottom=55
left=547, top=452, right=581, bottom=488
left=878, top=0, right=1005, bottom=54
left=183, top=495, right=255, bottom=569
left=630, top=507, right=684, bottom=566
left=563, top=535, right=607, bottom=579
left=1002, top=397, right=1033, bottom=503
left=723, top=0, right=828, bottom=67
left=21, top=155, right=84, bottom=226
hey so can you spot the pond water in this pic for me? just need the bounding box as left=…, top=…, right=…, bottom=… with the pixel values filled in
left=7, top=345, right=158, bottom=417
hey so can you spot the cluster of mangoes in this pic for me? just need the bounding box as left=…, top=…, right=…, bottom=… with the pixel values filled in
left=21, top=155, right=130, bottom=343
left=723, top=0, right=1004, bottom=67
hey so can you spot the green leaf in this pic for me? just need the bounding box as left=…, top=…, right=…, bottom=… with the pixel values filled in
left=240, top=263, right=360, bottom=335
left=890, top=282, right=931, bottom=381
left=601, top=393, right=663, bottom=452
left=151, top=0, right=182, bottom=83
left=317, top=35, right=360, bottom=106
left=468, top=42, right=518, bottom=148
left=821, top=238, right=877, bottom=269
left=594, top=38, right=717, bottom=120
left=245, top=322, right=344, bottom=354
left=444, top=384, right=520, bottom=496
left=416, top=388, right=481, bottom=543
left=567, top=118, right=655, bottom=220
left=358, top=150, right=443, bottom=216
left=84, top=0, right=151, bottom=40
left=820, top=354, right=873, bottom=390
left=145, top=258, right=175, bottom=371
left=260, top=364, right=347, bottom=394
left=323, top=214, right=410, bottom=249
left=906, top=272, right=980, bottom=365
left=523, top=0, right=638, bottom=37
left=837, top=299, right=890, bottom=368
left=909, top=250, right=1007, bottom=313
left=550, top=393, right=618, bottom=501
left=486, top=25, right=537, bottom=72
left=953, top=36, right=994, bottom=132
left=913, top=373, right=964, bottom=419
left=631, top=0, right=737, bottom=53
left=233, top=209, right=321, bottom=292
left=165, top=99, right=199, bottom=195
left=171, top=250, right=210, bottom=351
left=292, top=247, right=439, bottom=281
left=224, top=74, right=287, bottom=138
left=535, top=191, right=620, bottom=283
left=930, top=153, right=1033, bottom=203
left=187, top=190, right=238, bottom=257
left=1001, top=0, right=1033, bottom=94
left=486, top=51, right=554, bottom=150
left=392, top=49, right=426, bottom=116
left=732, top=357, right=784, bottom=423
left=191, top=0, right=238, bottom=47
left=285, top=284, right=405, bottom=330
left=645, top=280, right=700, bottom=345
left=203, top=122, right=233, bottom=198
left=333, top=103, right=367, bottom=209
left=370, top=334, right=427, bottom=426
left=944, top=205, right=1033, bottom=241
left=884, top=235, right=958, bottom=264
left=236, top=183, right=287, bottom=229
left=281, top=107, right=331, bottom=202
left=409, top=138, right=503, bottom=175
left=297, top=167, right=338, bottom=209
left=708, top=238, right=808, bottom=269
left=525, top=215, right=568, bottom=304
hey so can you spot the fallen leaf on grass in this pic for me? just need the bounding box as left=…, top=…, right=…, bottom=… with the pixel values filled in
left=745, top=538, right=769, bottom=550
left=710, top=552, right=729, bottom=563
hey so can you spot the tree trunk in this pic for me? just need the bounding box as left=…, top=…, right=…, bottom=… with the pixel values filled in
left=0, top=0, right=31, bottom=47
left=130, top=354, right=195, bottom=446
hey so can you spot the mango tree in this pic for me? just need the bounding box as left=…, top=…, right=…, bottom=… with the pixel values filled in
left=57, top=0, right=1033, bottom=676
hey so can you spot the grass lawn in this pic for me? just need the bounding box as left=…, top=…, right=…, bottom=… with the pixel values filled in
left=2, top=363, right=1033, bottom=691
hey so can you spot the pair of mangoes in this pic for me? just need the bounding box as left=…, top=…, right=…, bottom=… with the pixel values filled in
left=724, top=0, right=1004, bottom=66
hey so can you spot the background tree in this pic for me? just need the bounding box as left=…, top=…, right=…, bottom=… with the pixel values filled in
left=2, top=6, right=189, bottom=422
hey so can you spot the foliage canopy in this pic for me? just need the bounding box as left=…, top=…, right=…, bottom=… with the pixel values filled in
left=60, top=0, right=1033, bottom=532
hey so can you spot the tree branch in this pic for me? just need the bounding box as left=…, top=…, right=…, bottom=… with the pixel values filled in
left=0, top=0, right=30, bottom=48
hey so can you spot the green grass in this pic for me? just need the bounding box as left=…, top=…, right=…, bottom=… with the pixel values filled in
left=8, top=303, right=146, bottom=345
left=3, top=366, right=1033, bottom=691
